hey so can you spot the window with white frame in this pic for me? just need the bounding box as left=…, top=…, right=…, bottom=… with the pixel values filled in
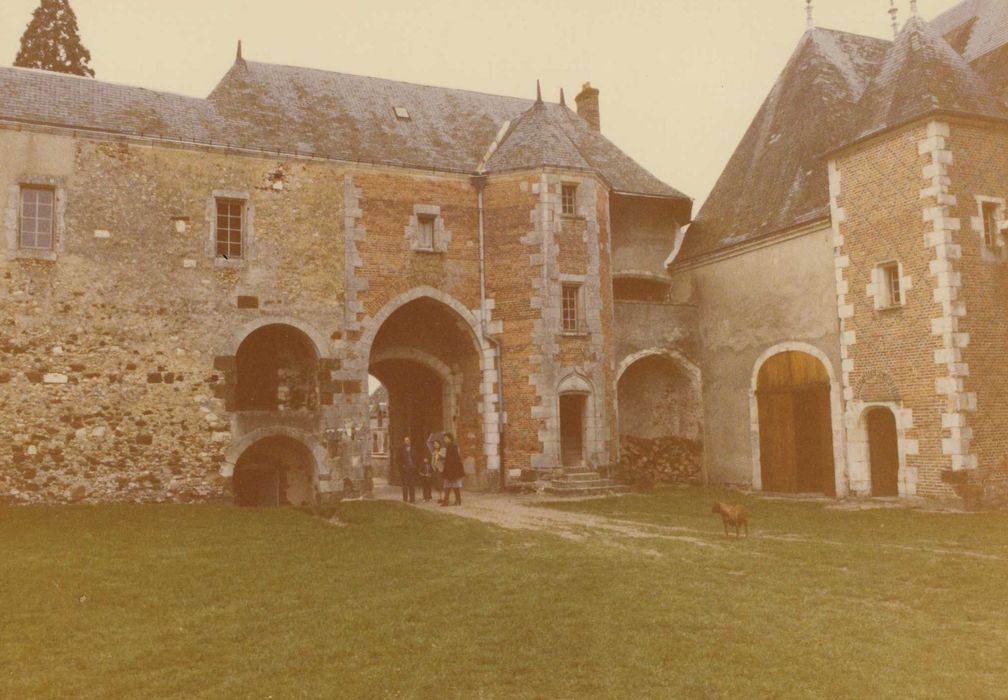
left=982, top=201, right=1001, bottom=250
left=878, top=262, right=902, bottom=309
left=19, top=185, right=55, bottom=250
left=561, top=283, right=581, bottom=332
left=215, top=197, right=245, bottom=259
left=561, top=183, right=577, bottom=216
left=416, top=214, right=435, bottom=250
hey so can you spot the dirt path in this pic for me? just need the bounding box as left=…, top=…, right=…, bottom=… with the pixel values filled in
left=371, top=483, right=1004, bottom=560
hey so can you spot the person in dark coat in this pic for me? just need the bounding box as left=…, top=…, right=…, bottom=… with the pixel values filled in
left=400, top=436, right=417, bottom=503
left=440, top=432, right=464, bottom=506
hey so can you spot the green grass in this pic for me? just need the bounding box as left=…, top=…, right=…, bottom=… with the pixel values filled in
left=2, top=493, right=1008, bottom=699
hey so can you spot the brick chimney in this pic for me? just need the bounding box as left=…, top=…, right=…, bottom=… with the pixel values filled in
left=575, top=82, right=600, bottom=132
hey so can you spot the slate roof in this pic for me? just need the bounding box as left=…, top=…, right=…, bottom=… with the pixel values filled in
left=0, top=59, right=687, bottom=202
left=679, top=29, right=890, bottom=261
left=678, top=0, right=1008, bottom=264
left=854, top=15, right=1008, bottom=140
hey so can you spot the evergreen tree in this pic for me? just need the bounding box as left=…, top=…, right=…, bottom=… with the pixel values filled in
left=14, top=0, right=94, bottom=77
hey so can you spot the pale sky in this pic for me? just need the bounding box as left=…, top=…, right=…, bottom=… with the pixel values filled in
left=4, top=0, right=961, bottom=211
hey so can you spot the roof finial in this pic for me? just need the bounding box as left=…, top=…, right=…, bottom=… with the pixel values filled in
left=888, top=0, right=899, bottom=37
left=236, top=40, right=243, bottom=62
left=559, top=87, right=566, bottom=107
left=805, top=0, right=814, bottom=31
left=536, top=79, right=542, bottom=104
left=910, top=0, right=918, bottom=17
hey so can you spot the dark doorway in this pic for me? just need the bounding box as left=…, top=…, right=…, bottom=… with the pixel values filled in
left=756, top=351, right=835, bottom=495
left=233, top=436, right=315, bottom=506
left=560, top=394, right=586, bottom=467
left=367, top=297, right=483, bottom=484
left=235, top=324, right=319, bottom=411
left=370, top=360, right=445, bottom=486
left=867, top=408, right=900, bottom=497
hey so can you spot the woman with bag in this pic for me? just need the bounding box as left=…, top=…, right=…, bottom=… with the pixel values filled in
left=429, top=439, right=445, bottom=504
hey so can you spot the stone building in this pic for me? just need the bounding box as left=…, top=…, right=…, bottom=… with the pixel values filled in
left=0, top=46, right=694, bottom=504
left=669, top=0, right=1008, bottom=506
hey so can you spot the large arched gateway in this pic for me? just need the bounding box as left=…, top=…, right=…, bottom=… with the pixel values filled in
left=754, top=350, right=836, bottom=495
left=367, top=296, right=485, bottom=485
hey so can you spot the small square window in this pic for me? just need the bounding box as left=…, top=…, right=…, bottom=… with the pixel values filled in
left=19, top=186, right=55, bottom=250
left=215, top=198, right=244, bottom=259
left=561, top=183, right=577, bottom=216
left=982, top=201, right=1000, bottom=249
left=879, top=262, right=902, bottom=308
left=416, top=215, right=435, bottom=250
left=561, top=284, right=581, bottom=332
left=393, top=106, right=410, bottom=120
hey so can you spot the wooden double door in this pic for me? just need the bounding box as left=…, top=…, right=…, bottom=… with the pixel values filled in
left=758, top=384, right=835, bottom=495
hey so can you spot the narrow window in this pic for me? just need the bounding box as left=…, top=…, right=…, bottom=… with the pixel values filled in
left=19, top=186, right=55, bottom=250
left=982, top=201, right=1000, bottom=249
left=416, top=214, right=435, bottom=250
left=561, top=183, right=577, bottom=216
left=561, top=284, right=581, bottom=332
left=216, top=198, right=244, bottom=259
left=882, top=262, right=901, bottom=307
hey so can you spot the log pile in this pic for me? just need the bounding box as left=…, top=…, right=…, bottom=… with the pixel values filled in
left=617, top=435, right=703, bottom=488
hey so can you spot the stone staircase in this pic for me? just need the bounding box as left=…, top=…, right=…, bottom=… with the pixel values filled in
left=542, top=468, right=631, bottom=497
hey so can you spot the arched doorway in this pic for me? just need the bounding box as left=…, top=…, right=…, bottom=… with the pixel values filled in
left=367, top=297, right=483, bottom=485
left=756, top=350, right=835, bottom=495
left=616, top=351, right=703, bottom=483
left=235, top=324, right=319, bottom=411
left=233, top=435, right=315, bottom=506
left=866, top=408, right=900, bottom=496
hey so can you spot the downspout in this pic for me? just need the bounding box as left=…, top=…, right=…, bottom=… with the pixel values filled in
left=472, top=174, right=507, bottom=491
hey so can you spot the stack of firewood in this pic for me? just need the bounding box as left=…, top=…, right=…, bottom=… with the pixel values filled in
left=617, top=435, right=703, bottom=488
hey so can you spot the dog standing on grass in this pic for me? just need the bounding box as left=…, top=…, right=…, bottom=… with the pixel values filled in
left=712, top=502, right=748, bottom=538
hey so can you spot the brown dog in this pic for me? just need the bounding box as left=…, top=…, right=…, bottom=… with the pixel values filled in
left=712, top=502, right=748, bottom=538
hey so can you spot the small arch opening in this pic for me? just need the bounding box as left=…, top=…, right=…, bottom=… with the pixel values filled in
left=233, top=435, right=315, bottom=506
left=235, top=324, right=319, bottom=411
left=866, top=407, right=900, bottom=497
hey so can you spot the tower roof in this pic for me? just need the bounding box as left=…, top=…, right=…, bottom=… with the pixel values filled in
left=854, top=14, right=1008, bottom=141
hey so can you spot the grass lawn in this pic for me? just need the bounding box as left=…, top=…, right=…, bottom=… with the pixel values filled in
left=2, top=491, right=1007, bottom=698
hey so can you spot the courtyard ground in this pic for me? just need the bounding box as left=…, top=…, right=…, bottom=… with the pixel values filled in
left=2, top=488, right=1007, bottom=698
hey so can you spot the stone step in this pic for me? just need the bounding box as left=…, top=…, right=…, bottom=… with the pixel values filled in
left=549, top=478, right=613, bottom=488
left=560, top=472, right=606, bottom=482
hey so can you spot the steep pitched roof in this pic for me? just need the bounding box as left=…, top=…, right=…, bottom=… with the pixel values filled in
left=679, top=28, right=889, bottom=262
left=854, top=15, right=1008, bottom=141
left=932, top=0, right=1008, bottom=62
left=0, top=59, right=687, bottom=201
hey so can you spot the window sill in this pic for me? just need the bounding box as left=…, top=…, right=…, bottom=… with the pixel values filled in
left=412, top=246, right=444, bottom=255
left=214, top=256, right=248, bottom=270
left=876, top=303, right=903, bottom=313
left=559, top=213, right=584, bottom=221
left=9, top=248, right=57, bottom=262
left=560, top=330, right=590, bottom=338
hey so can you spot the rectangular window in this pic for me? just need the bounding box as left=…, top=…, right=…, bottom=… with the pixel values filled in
left=19, top=186, right=55, bottom=250
left=215, top=198, right=244, bottom=259
left=416, top=214, right=435, bottom=250
left=561, top=284, right=581, bottom=332
left=561, top=183, right=577, bottom=216
left=883, top=262, right=901, bottom=307
left=982, top=201, right=1000, bottom=249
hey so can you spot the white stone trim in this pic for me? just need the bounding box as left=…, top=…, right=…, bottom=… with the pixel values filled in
left=221, top=315, right=330, bottom=358
left=220, top=426, right=328, bottom=491
left=206, top=189, right=254, bottom=267
left=748, top=342, right=847, bottom=496
left=844, top=402, right=917, bottom=497
left=868, top=259, right=910, bottom=310
left=555, top=371, right=605, bottom=468
left=920, top=121, right=976, bottom=472
left=5, top=175, right=67, bottom=261
left=405, top=203, right=451, bottom=253
left=369, top=347, right=459, bottom=434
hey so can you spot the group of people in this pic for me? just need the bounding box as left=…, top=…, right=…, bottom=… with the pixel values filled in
left=399, top=433, right=465, bottom=506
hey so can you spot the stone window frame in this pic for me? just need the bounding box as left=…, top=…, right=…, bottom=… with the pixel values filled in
left=4, top=175, right=66, bottom=262
left=405, top=204, right=450, bottom=253
left=867, top=260, right=909, bottom=311
left=560, top=181, right=579, bottom=217
left=206, top=190, right=254, bottom=268
left=559, top=274, right=588, bottom=336
left=972, top=195, right=1006, bottom=261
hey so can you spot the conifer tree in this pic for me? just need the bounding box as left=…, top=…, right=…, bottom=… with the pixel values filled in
left=14, top=0, right=94, bottom=77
